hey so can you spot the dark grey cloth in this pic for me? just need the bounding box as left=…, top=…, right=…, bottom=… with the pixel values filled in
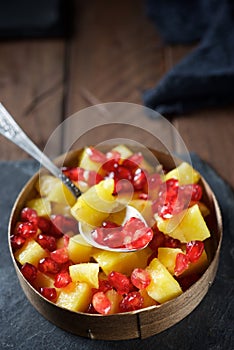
left=0, top=157, right=233, bottom=349
left=143, top=0, right=234, bottom=115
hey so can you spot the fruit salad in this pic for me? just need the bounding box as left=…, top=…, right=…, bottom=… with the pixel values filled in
left=11, top=145, right=211, bottom=315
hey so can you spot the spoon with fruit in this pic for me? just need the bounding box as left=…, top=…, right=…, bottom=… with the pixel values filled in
left=0, top=103, right=153, bottom=252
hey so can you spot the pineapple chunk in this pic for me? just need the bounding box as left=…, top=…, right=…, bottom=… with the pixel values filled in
left=156, top=204, right=211, bottom=243
left=26, top=197, right=51, bottom=217
left=158, top=247, right=184, bottom=275
left=56, top=282, right=92, bottom=312
left=15, top=239, right=47, bottom=266
left=71, top=179, right=120, bottom=227
left=69, top=263, right=99, bottom=288
left=106, top=289, right=122, bottom=314
left=111, top=144, right=133, bottom=159
left=36, top=175, right=76, bottom=206
left=129, top=199, right=153, bottom=226
left=92, top=247, right=151, bottom=276
left=67, top=234, right=93, bottom=263
left=146, top=258, right=182, bottom=303
left=79, top=147, right=104, bottom=172
left=165, top=162, right=200, bottom=185
left=34, top=271, right=55, bottom=289
left=140, top=289, right=157, bottom=308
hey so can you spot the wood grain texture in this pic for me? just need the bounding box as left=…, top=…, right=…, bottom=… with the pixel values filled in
left=0, top=40, right=65, bottom=159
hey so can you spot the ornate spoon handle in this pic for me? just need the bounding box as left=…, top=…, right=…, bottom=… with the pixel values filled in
left=0, top=103, right=81, bottom=198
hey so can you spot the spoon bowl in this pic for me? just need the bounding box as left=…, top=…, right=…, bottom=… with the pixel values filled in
left=0, top=103, right=148, bottom=252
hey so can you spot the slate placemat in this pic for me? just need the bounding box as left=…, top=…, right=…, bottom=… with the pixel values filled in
left=0, top=156, right=234, bottom=350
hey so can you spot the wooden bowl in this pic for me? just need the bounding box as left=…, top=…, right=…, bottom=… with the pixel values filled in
left=8, top=149, right=222, bottom=340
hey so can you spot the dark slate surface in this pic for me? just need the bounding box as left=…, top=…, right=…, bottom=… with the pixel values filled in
left=0, top=156, right=234, bottom=350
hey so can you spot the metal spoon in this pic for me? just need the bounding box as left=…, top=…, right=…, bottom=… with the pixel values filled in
left=0, top=103, right=149, bottom=252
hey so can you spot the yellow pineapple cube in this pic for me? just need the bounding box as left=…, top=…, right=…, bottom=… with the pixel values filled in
left=79, top=147, right=104, bottom=172
left=34, top=271, right=55, bottom=290
left=111, top=144, right=133, bottom=159
left=106, top=289, right=122, bottom=314
left=36, top=175, right=76, bottom=206
left=15, top=239, right=47, bottom=266
left=67, top=234, right=93, bottom=263
left=71, top=179, right=120, bottom=227
left=69, top=263, right=99, bottom=288
left=158, top=247, right=184, bottom=275
left=146, top=258, right=182, bottom=303
left=140, top=289, right=157, bottom=308
left=129, top=199, right=153, bottom=226
left=92, top=247, right=151, bottom=276
left=56, top=282, right=92, bottom=312
left=26, top=197, right=51, bottom=217
left=156, top=204, right=211, bottom=243
left=165, top=162, right=200, bottom=185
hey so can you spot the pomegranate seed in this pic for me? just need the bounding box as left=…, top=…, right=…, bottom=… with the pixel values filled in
left=21, top=263, right=37, bottom=283
left=16, top=222, right=37, bottom=239
left=125, top=227, right=153, bottom=250
left=54, top=270, right=72, bottom=288
left=87, top=147, right=107, bottom=163
left=121, top=159, right=138, bottom=172
left=131, top=268, right=151, bottom=290
left=191, top=184, right=203, bottom=201
left=40, top=287, right=57, bottom=301
left=38, top=257, right=60, bottom=274
left=138, top=193, right=148, bottom=200
left=86, top=171, right=103, bottom=186
left=21, top=207, right=38, bottom=225
left=174, top=253, right=190, bottom=276
left=116, top=166, right=132, bottom=181
left=62, top=167, right=103, bottom=186
left=92, top=226, right=123, bottom=248
left=102, top=159, right=119, bottom=173
left=164, top=235, right=181, bottom=248
left=96, top=279, right=112, bottom=293
left=37, top=217, right=52, bottom=234
left=36, top=234, right=57, bottom=252
left=10, top=234, right=26, bottom=251
left=186, top=241, right=204, bottom=263
left=108, top=271, right=130, bottom=295
left=132, top=168, right=147, bottom=191
left=50, top=247, right=69, bottom=264
left=119, top=291, right=144, bottom=312
left=106, top=150, right=121, bottom=161
left=60, top=259, right=74, bottom=272
left=51, top=215, right=78, bottom=235
left=127, top=153, right=144, bottom=166
left=92, top=292, right=111, bottom=315
left=86, top=302, right=98, bottom=314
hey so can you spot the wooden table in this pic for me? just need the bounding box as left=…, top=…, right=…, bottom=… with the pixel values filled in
left=0, top=0, right=233, bottom=188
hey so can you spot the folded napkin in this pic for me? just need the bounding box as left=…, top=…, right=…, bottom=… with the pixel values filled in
left=0, top=157, right=233, bottom=349
left=143, top=0, right=234, bottom=115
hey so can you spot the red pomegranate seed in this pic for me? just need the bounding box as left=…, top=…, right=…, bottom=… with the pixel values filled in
left=108, top=271, right=130, bottom=295
left=131, top=268, right=151, bottom=290
left=125, top=227, right=153, bottom=250
left=54, top=270, right=72, bottom=288
left=21, top=207, right=38, bottom=225
left=138, top=193, right=148, bottom=200
left=174, top=253, right=190, bottom=276
left=51, top=215, right=78, bottom=235
left=116, top=166, right=132, bottom=181
left=36, top=234, right=57, bottom=252
left=86, top=302, right=98, bottom=314
left=50, top=247, right=69, bottom=264
left=62, top=166, right=79, bottom=181
left=38, top=257, right=60, bottom=274
left=60, top=259, right=74, bottom=272
left=186, top=241, right=204, bottom=263
left=37, top=217, right=52, bottom=234
left=164, top=235, right=181, bottom=248
left=121, top=159, right=138, bottom=172
left=16, top=222, right=37, bottom=239
left=10, top=234, right=26, bottom=251
left=106, top=150, right=121, bottom=161
left=87, top=147, right=107, bottom=163
left=132, top=168, right=147, bottom=191
left=96, top=279, right=112, bottom=293
left=102, top=159, right=119, bottom=172
left=92, top=292, right=111, bottom=315
left=86, top=171, right=103, bottom=185
left=40, top=287, right=57, bottom=301
left=127, top=153, right=144, bottom=166
left=92, top=226, right=123, bottom=248
left=21, top=263, right=37, bottom=283
left=119, top=291, right=144, bottom=312
left=191, top=184, right=203, bottom=201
